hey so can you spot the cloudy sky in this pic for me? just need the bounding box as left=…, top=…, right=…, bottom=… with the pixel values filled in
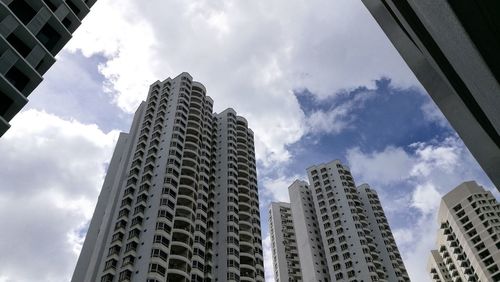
left=0, top=0, right=497, bottom=281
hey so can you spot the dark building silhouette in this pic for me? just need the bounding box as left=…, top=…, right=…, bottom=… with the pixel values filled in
left=362, top=0, right=500, bottom=189
left=0, top=0, right=97, bottom=137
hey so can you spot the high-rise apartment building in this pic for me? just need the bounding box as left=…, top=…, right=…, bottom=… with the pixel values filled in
left=428, top=181, right=500, bottom=282
left=361, top=0, right=500, bottom=189
left=0, top=0, right=97, bottom=137
left=72, top=73, right=264, bottom=282
left=288, top=180, right=328, bottom=282
left=270, top=160, right=409, bottom=282
left=268, top=202, right=302, bottom=282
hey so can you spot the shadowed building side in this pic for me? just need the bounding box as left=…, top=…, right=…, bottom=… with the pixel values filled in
left=361, top=0, right=500, bottom=190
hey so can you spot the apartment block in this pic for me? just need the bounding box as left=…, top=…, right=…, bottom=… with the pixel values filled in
left=288, top=180, right=329, bottom=282
left=72, top=73, right=264, bottom=282
left=428, top=181, right=500, bottom=282
left=0, top=0, right=97, bottom=137
left=270, top=160, right=409, bottom=282
left=268, top=202, right=302, bottom=282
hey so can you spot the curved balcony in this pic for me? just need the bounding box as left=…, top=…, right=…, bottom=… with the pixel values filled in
left=239, top=193, right=250, bottom=203
left=184, top=138, right=199, bottom=150
left=237, top=142, right=248, bottom=151
left=176, top=194, right=196, bottom=211
left=179, top=175, right=197, bottom=188
left=190, top=93, right=203, bottom=103
left=239, top=201, right=252, bottom=213
left=189, top=106, right=202, bottom=118
left=238, top=185, right=250, bottom=195
left=175, top=205, right=196, bottom=222
left=237, top=154, right=249, bottom=163
left=239, top=232, right=253, bottom=244
left=173, top=218, right=194, bottom=234
left=183, top=151, right=198, bottom=165
left=166, top=268, right=191, bottom=282
left=236, top=121, right=248, bottom=130
left=240, top=262, right=255, bottom=278
left=187, top=119, right=201, bottom=132
left=240, top=240, right=254, bottom=252
left=180, top=166, right=198, bottom=180
left=170, top=241, right=192, bottom=262
left=239, top=220, right=252, bottom=231
left=178, top=185, right=196, bottom=199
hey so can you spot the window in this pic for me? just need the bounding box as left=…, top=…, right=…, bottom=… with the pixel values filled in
left=153, top=235, right=170, bottom=247
left=0, top=91, right=14, bottom=116
left=118, top=270, right=132, bottom=281
left=6, top=33, right=31, bottom=57
left=5, top=66, right=29, bottom=92
left=104, top=259, right=117, bottom=270
left=36, top=23, right=61, bottom=53
left=148, top=263, right=166, bottom=276
left=9, top=0, right=36, bottom=24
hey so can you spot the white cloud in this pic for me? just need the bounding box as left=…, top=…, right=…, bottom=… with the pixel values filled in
left=410, top=138, right=461, bottom=176
left=66, top=0, right=417, bottom=167
left=263, top=235, right=275, bottom=282
left=346, top=146, right=414, bottom=185
left=411, top=183, right=442, bottom=214
left=304, top=90, right=375, bottom=135
left=394, top=213, right=438, bottom=282
left=261, top=174, right=304, bottom=204
left=66, top=0, right=157, bottom=113
left=0, top=110, right=119, bottom=282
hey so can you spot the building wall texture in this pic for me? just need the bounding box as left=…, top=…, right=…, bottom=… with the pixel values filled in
left=361, top=0, right=500, bottom=189
left=0, top=0, right=97, bottom=137
left=428, top=181, right=500, bottom=282
left=268, top=202, right=302, bottom=282
left=72, top=73, right=264, bottom=282
left=288, top=180, right=328, bottom=282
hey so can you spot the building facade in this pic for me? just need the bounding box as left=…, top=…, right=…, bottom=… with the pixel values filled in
left=72, top=73, right=264, bottom=282
left=288, top=180, right=329, bottom=282
left=270, top=160, right=409, bottom=282
left=428, top=181, right=500, bottom=282
left=268, top=202, right=302, bottom=282
left=0, top=0, right=97, bottom=137
left=361, top=0, right=500, bottom=189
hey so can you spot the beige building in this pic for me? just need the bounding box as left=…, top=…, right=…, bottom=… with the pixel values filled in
left=428, top=181, right=500, bottom=282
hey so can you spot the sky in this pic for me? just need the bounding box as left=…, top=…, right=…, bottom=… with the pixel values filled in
left=0, top=0, right=497, bottom=281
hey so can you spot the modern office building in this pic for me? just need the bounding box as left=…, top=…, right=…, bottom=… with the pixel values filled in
left=268, top=202, right=302, bottom=282
left=0, top=0, right=97, bottom=137
left=428, top=181, right=500, bottom=282
left=361, top=0, right=500, bottom=190
left=270, top=160, right=410, bottom=282
left=72, top=73, right=264, bottom=282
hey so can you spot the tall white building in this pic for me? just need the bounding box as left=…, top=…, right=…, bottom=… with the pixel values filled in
left=268, top=202, right=302, bottom=282
left=270, top=160, right=409, bottom=282
left=428, top=181, right=500, bottom=282
left=288, top=180, right=329, bottom=282
left=0, top=0, right=97, bottom=137
left=72, top=73, right=264, bottom=282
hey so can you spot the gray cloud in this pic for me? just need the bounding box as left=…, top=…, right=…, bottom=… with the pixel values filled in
left=0, top=110, right=118, bottom=282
